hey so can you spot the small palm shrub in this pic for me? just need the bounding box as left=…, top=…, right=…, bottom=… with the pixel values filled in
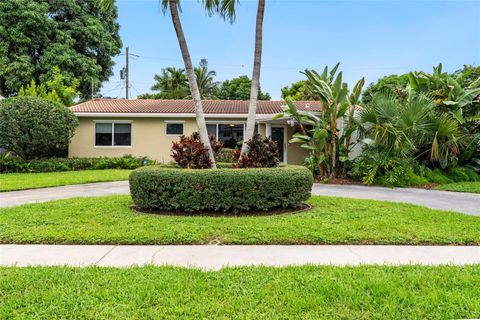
left=171, top=132, right=222, bottom=169
left=235, top=134, right=280, bottom=168
left=352, top=146, right=428, bottom=187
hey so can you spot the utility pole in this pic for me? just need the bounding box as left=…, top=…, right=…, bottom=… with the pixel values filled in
left=125, top=46, right=129, bottom=99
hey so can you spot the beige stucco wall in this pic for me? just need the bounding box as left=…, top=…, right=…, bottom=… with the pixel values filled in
left=69, top=117, right=308, bottom=164
left=69, top=117, right=200, bottom=163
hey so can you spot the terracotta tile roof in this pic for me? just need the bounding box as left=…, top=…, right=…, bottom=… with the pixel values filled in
left=70, top=99, right=322, bottom=115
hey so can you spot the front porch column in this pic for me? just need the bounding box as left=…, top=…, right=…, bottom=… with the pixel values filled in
left=266, top=122, right=272, bottom=138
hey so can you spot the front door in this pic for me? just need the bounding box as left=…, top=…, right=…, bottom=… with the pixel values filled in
left=271, top=126, right=286, bottom=163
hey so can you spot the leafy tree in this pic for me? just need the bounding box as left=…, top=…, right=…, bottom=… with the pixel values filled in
left=280, top=80, right=319, bottom=101
left=18, top=67, right=79, bottom=106
left=0, top=96, right=79, bottom=160
left=453, top=64, right=480, bottom=88
left=361, top=74, right=410, bottom=105
left=408, top=63, right=480, bottom=124
left=0, top=0, right=122, bottom=99
left=217, top=76, right=270, bottom=100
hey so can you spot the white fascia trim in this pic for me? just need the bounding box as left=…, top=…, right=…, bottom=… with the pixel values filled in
left=74, top=112, right=249, bottom=118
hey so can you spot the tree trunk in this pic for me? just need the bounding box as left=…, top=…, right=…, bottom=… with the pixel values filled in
left=330, top=111, right=337, bottom=178
left=240, top=0, right=265, bottom=158
left=168, top=0, right=216, bottom=168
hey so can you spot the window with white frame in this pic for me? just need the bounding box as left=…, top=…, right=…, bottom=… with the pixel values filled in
left=206, top=122, right=249, bottom=149
left=165, top=121, right=184, bottom=136
left=95, top=122, right=132, bottom=146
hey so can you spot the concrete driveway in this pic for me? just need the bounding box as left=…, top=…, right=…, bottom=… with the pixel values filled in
left=312, top=184, right=480, bottom=216
left=1, top=181, right=479, bottom=216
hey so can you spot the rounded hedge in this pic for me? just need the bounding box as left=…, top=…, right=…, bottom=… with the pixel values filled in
left=0, top=96, right=78, bottom=160
left=129, top=165, right=313, bottom=213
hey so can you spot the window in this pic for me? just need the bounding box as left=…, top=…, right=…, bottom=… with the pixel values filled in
left=166, top=122, right=184, bottom=136
left=207, top=124, right=217, bottom=139
left=206, top=123, right=250, bottom=148
left=95, top=122, right=131, bottom=147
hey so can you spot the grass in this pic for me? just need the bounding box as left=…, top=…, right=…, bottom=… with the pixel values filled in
left=1, top=265, right=479, bottom=319
left=435, top=181, right=480, bottom=193
left=0, top=170, right=131, bottom=191
left=1, top=195, right=479, bottom=245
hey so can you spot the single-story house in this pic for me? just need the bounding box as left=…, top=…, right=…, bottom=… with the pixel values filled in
left=69, top=99, right=323, bottom=164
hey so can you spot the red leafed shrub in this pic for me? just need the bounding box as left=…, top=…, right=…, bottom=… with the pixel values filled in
left=235, top=134, right=280, bottom=168
left=171, top=132, right=222, bottom=169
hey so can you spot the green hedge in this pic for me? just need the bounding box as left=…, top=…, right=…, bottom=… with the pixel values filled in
left=129, top=165, right=313, bottom=213
left=0, top=154, right=156, bottom=173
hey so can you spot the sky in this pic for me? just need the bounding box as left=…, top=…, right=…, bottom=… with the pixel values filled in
left=101, top=0, right=480, bottom=100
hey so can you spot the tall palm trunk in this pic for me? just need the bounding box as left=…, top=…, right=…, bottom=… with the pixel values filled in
left=240, top=0, right=265, bottom=158
left=169, top=0, right=216, bottom=168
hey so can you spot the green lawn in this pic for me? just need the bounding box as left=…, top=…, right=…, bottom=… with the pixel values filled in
left=0, top=170, right=131, bottom=191
left=435, top=181, right=480, bottom=193
left=1, top=265, right=479, bottom=319
left=1, top=195, right=479, bottom=245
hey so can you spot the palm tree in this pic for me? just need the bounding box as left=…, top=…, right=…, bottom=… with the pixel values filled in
left=194, top=59, right=219, bottom=99
left=240, top=0, right=265, bottom=158
left=96, top=0, right=237, bottom=168
left=151, top=67, right=189, bottom=99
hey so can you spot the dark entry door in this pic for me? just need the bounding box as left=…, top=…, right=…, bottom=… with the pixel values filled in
left=271, top=126, right=285, bottom=162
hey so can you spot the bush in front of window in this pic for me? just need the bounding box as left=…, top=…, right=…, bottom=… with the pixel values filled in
left=216, top=148, right=238, bottom=163
left=0, top=154, right=157, bottom=173
left=171, top=132, right=222, bottom=169
left=235, top=134, right=280, bottom=168
left=0, top=96, right=79, bottom=160
left=129, top=165, right=313, bottom=213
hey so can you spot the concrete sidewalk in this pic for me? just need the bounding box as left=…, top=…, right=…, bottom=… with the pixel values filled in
left=1, top=245, right=479, bottom=270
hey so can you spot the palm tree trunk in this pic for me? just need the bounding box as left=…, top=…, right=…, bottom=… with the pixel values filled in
left=240, top=0, right=265, bottom=158
left=168, top=0, right=216, bottom=168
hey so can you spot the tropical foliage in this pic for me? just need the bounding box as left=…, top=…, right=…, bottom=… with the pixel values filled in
left=138, top=60, right=219, bottom=100
left=0, top=0, right=121, bottom=99
left=234, top=134, right=279, bottom=168
left=275, top=63, right=364, bottom=179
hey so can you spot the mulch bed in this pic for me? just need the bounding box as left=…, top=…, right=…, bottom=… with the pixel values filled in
left=130, top=203, right=313, bottom=217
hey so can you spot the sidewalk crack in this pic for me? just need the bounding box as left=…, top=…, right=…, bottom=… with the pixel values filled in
left=150, top=247, right=165, bottom=265
left=95, top=245, right=117, bottom=265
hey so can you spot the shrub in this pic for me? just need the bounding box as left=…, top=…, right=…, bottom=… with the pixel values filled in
left=352, top=147, right=426, bottom=187
left=171, top=132, right=222, bottom=169
left=0, top=154, right=156, bottom=173
left=0, top=96, right=79, bottom=160
left=216, top=148, right=238, bottom=163
left=129, top=165, right=313, bottom=213
left=426, top=169, right=453, bottom=184
left=235, top=134, right=280, bottom=168
left=447, top=167, right=479, bottom=182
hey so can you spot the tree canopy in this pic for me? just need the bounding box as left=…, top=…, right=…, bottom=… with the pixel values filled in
left=139, top=65, right=271, bottom=101
left=217, top=76, right=270, bottom=100
left=0, top=0, right=122, bottom=99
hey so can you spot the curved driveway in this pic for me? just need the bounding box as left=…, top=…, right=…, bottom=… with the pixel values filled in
left=1, top=181, right=479, bottom=216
